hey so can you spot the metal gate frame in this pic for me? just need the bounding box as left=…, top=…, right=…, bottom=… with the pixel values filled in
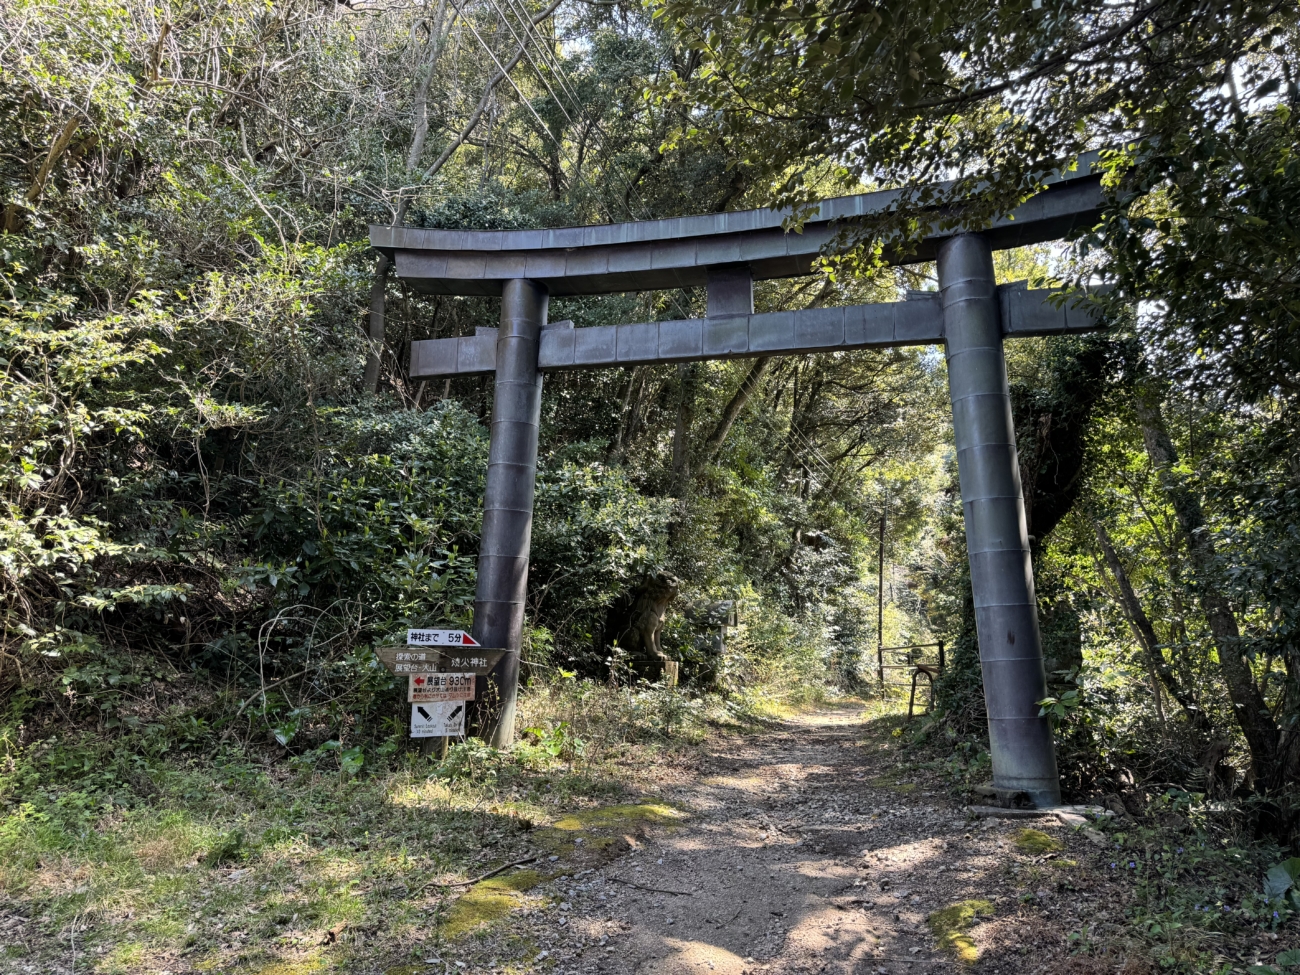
left=876, top=641, right=946, bottom=688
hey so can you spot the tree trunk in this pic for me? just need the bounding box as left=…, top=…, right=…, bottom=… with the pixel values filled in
left=4, top=116, right=81, bottom=233
left=623, top=369, right=649, bottom=452
left=702, top=357, right=770, bottom=462
left=672, top=363, right=698, bottom=496
left=1134, top=381, right=1279, bottom=783
left=404, top=0, right=455, bottom=172
left=606, top=366, right=641, bottom=462
left=363, top=253, right=390, bottom=394
left=1091, top=515, right=1207, bottom=729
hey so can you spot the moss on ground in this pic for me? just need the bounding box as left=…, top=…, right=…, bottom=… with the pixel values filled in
left=927, top=899, right=994, bottom=964
left=249, top=957, right=327, bottom=975
left=1014, top=827, right=1064, bottom=854
left=534, top=802, right=686, bottom=856
left=550, top=802, right=684, bottom=831
left=868, top=768, right=918, bottom=794
left=441, top=869, right=544, bottom=939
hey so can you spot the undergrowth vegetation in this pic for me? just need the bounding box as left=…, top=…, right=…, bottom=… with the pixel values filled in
left=0, top=674, right=761, bottom=974
left=875, top=702, right=1299, bottom=972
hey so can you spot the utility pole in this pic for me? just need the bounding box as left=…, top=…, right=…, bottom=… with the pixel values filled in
left=876, top=510, right=885, bottom=689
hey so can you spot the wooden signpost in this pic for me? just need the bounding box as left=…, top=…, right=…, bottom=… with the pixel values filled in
left=375, top=646, right=504, bottom=675
left=406, top=628, right=480, bottom=647
left=374, top=630, right=504, bottom=754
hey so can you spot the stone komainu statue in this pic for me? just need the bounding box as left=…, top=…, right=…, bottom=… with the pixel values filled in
left=603, top=572, right=679, bottom=681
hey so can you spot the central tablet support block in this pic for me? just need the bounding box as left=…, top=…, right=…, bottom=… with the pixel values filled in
left=373, top=159, right=1109, bottom=806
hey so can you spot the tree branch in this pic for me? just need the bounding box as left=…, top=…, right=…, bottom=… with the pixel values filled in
left=702, top=357, right=770, bottom=462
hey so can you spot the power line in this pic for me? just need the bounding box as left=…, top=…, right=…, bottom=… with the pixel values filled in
left=487, top=0, right=701, bottom=325
left=486, top=6, right=885, bottom=507
left=451, top=0, right=582, bottom=176
left=497, top=0, right=651, bottom=219
left=451, top=0, right=660, bottom=243
left=484, top=0, right=578, bottom=129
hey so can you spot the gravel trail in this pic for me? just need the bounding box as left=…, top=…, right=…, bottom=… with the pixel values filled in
left=524, top=705, right=1079, bottom=975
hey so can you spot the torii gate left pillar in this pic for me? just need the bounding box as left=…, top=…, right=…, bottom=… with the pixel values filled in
left=373, top=160, right=1106, bottom=800
left=474, top=279, right=547, bottom=744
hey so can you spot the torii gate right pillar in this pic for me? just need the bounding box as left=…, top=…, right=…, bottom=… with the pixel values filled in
left=939, top=234, right=1062, bottom=807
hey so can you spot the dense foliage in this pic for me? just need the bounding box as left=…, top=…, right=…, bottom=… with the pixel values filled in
left=0, top=0, right=937, bottom=785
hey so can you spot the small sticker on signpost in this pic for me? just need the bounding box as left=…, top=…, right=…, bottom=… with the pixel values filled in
left=408, top=673, right=475, bottom=703
left=410, top=701, right=466, bottom=737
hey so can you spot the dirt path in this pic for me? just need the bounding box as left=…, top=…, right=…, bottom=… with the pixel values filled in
left=500, top=705, right=1096, bottom=975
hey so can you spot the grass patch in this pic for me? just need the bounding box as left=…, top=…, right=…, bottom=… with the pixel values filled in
left=1013, top=828, right=1064, bottom=854
left=927, top=899, right=994, bottom=964
left=250, top=957, right=328, bottom=975
left=0, top=720, right=622, bottom=972
left=0, top=677, right=733, bottom=974
left=100, top=941, right=145, bottom=972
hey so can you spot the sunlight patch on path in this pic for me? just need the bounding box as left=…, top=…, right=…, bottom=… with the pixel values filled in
left=637, top=938, right=749, bottom=974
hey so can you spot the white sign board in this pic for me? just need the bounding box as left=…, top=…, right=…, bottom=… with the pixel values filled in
left=407, top=629, right=479, bottom=647
left=408, top=673, right=475, bottom=703
left=411, top=701, right=466, bottom=737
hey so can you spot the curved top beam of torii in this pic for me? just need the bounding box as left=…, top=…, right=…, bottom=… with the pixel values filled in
left=369, top=154, right=1105, bottom=298
left=375, top=156, right=1107, bottom=381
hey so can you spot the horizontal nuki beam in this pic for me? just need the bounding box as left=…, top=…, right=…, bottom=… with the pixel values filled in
left=374, top=157, right=1104, bottom=297
left=409, top=286, right=1102, bottom=379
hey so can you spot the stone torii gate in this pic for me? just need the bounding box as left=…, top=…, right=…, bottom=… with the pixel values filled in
left=369, top=160, right=1105, bottom=807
